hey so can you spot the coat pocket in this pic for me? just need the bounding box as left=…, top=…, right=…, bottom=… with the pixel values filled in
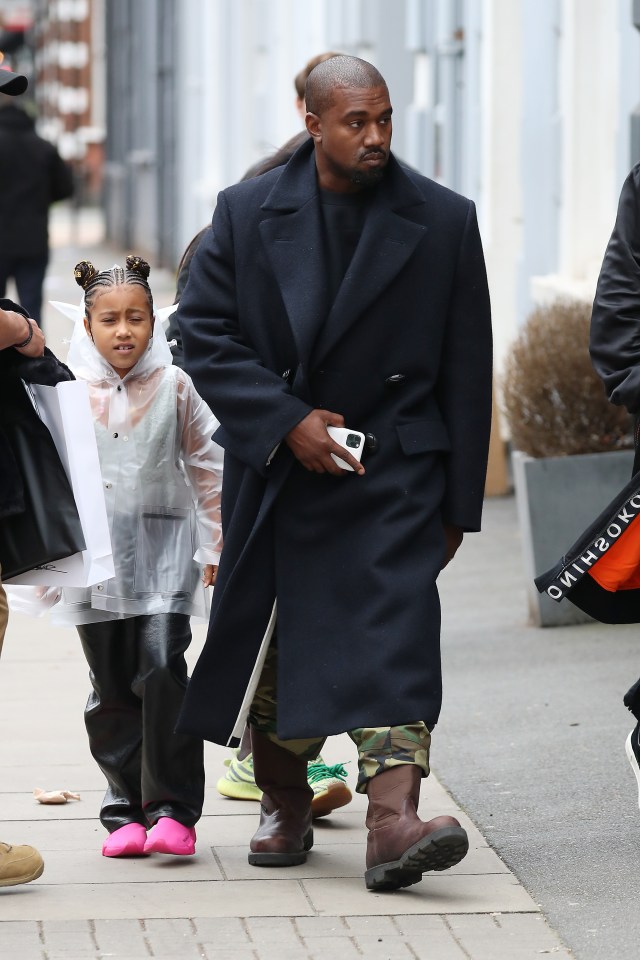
left=134, top=506, right=195, bottom=596
left=396, top=420, right=451, bottom=455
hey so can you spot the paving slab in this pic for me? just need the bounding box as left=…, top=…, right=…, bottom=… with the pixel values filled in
left=301, top=873, right=539, bottom=916
left=1, top=879, right=315, bottom=921
left=213, top=840, right=509, bottom=881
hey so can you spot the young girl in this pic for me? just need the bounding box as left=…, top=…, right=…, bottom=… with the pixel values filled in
left=54, top=255, right=223, bottom=858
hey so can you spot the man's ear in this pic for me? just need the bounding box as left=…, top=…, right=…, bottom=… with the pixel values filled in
left=305, top=112, right=321, bottom=141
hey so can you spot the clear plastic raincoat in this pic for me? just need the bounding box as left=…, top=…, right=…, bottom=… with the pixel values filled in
left=51, top=299, right=223, bottom=625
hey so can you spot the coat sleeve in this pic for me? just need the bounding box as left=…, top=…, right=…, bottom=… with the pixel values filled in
left=175, top=369, right=224, bottom=564
left=176, top=192, right=312, bottom=476
left=436, top=201, right=493, bottom=532
left=590, top=164, right=640, bottom=413
left=49, top=148, right=74, bottom=203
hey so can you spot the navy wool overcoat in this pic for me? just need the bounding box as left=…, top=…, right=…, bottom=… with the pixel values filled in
left=176, top=140, right=493, bottom=746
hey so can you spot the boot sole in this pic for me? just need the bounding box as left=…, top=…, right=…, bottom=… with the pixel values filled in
left=365, top=825, right=469, bottom=891
left=248, top=828, right=313, bottom=867
left=311, top=783, right=353, bottom=819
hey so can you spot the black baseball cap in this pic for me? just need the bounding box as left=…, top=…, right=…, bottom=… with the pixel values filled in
left=0, top=67, right=28, bottom=96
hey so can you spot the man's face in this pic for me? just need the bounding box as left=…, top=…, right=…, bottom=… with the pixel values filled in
left=307, top=84, right=392, bottom=192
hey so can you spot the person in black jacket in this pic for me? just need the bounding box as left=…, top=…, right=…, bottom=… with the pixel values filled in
left=0, top=74, right=73, bottom=326
left=590, top=163, right=640, bottom=809
left=0, top=65, right=53, bottom=891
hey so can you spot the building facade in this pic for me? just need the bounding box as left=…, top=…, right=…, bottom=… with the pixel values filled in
left=97, top=0, right=640, bottom=369
left=32, top=0, right=106, bottom=203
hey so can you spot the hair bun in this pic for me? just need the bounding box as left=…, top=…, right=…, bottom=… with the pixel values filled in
left=126, top=254, right=151, bottom=280
left=74, top=260, right=98, bottom=290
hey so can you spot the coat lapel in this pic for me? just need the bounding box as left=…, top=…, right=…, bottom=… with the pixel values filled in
left=312, top=159, right=428, bottom=367
left=259, top=144, right=429, bottom=370
left=259, top=144, right=327, bottom=367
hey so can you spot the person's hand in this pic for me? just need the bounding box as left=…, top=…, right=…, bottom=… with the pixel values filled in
left=203, top=564, right=217, bottom=587
left=442, top=524, right=464, bottom=568
left=285, top=409, right=365, bottom=475
left=0, top=308, right=45, bottom=355
left=15, top=316, right=45, bottom=357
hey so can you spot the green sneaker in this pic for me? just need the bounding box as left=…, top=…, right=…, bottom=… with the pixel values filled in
left=307, top=757, right=352, bottom=819
left=216, top=751, right=353, bottom=818
left=216, top=751, right=263, bottom=801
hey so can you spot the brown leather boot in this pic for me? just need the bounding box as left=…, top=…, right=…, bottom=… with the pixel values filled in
left=364, top=764, right=468, bottom=890
left=248, top=728, right=313, bottom=866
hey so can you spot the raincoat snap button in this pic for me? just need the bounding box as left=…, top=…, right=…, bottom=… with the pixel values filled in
left=113, top=432, right=118, bottom=438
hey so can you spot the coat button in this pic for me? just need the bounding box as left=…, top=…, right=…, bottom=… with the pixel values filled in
left=105, top=482, right=112, bottom=489
left=113, top=432, right=118, bottom=438
left=364, top=433, right=378, bottom=453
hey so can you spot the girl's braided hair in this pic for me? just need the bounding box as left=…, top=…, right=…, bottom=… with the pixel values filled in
left=74, top=255, right=154, bottom=316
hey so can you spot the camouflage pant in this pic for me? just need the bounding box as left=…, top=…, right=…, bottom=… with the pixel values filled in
left=248, top=642, right=431, bottom=793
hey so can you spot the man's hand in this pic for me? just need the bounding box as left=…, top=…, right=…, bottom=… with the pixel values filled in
left=285, top=409, right=366, bottom=475
left=442, top=524, right=464, bottom=568
left=0, top=309, right=45, bottom=357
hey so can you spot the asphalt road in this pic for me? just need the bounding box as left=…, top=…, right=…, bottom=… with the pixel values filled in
left=435, top=494, right=640, bottom=960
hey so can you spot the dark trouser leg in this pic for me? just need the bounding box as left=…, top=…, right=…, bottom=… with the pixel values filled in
left=132, top=613, right=204, bottom=828
left=77, top=619, right=144, bottom=833
left=624, top=675, right=640, bottom=721
left=13, top=255, right=48, bottom=326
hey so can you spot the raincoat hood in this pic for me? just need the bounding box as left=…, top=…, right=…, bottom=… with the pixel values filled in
left=51, top=288, right=176, bottom=383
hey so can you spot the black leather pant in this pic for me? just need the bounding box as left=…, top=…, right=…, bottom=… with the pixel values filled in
left=77, top=613, right=204, bottom=833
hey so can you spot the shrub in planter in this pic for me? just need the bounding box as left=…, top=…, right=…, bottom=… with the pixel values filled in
left=501, top=299, right=634, bottom=626
left=502, top=299, right=631, bottom=458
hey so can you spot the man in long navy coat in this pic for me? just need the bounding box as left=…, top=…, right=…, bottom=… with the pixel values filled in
left=177, top=56, right=493, bottom=891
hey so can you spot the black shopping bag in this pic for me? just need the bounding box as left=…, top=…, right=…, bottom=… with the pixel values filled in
left=535, top=470, right=640, bottom=624
left=0, top=382, right=85, bottom=580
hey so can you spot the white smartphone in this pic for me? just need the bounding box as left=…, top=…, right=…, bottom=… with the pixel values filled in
left=326, top=426, right=365, bottom=471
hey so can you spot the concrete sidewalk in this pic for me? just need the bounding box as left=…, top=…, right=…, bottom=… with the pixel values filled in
left=0, top=207, right=573, bottom=959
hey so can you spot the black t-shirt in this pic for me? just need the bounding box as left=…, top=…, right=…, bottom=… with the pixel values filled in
left=319, top=188, right=372, bottom=307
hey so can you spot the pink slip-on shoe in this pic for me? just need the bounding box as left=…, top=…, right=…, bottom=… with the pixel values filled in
left=102, top=822, right=148, bottom=858
left=143, top=817, right=196, bottom=855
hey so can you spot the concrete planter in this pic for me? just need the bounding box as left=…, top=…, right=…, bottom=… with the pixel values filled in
left=512, top=449, right=635, bottom=626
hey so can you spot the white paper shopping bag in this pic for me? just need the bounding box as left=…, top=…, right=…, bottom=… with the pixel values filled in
left=6, top=380, right=114, bottom=587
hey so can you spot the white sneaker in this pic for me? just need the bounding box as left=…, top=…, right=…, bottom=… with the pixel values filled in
left=625, top=722, right=640, bottom=809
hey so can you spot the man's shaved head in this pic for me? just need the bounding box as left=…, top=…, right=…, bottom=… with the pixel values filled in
left=305, top=55, right=387, bottom=117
